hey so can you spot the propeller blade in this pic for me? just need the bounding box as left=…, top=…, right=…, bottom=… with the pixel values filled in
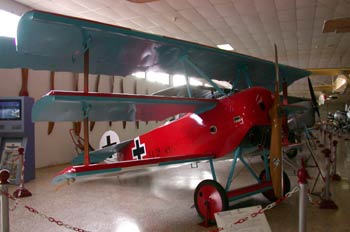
left=72, top=73, right=81, bottom=135
left=269, top=44, right=283, bottom=198
left=308, top=77, right=320, bottom=118
left=89, top=121, right=96, bottom=132
left=48, top=71, right=55, bottom=135
left=19, top=68, right=29, bottom=96
left=73, top=121, right=81, bottom=136
left=48, top=122, right=55, bottom=134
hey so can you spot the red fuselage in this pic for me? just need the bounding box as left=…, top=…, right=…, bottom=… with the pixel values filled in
left=118, top=87, right=273, bottom=161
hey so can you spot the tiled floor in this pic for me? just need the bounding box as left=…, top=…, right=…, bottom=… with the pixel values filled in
left=4, top=135, right=350, bottom=232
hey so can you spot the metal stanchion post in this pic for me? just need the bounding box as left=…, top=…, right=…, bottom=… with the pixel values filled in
left=317, top=125, right=323, bottom=147
left=328, top=133, right=332, bottom=150
left=331, top=140, right=341, bottom=181
left=0, top=169, right=10, bottom=232
left=298, top=158, right=310, bottom=232
left=315, top=126, right=320, bottom=145
left=345, top=128, right=349, bottom=141
left=319, top=123, right=327, bottom=148
left=13, top=148, right=31, bottom=198
left=319, top=149, right=338, bottom=209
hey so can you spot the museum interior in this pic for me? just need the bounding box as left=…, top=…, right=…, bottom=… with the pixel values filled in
left=0, top=0, right=349, bottom=231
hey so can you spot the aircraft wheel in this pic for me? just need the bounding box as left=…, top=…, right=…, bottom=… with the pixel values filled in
left=194, top=179, right=228, bottom=223
left=286, top=132, right=299, bottom=158
left=259, top=170, right=291, bottom=202
left=286, top=148, right=298, bottom=159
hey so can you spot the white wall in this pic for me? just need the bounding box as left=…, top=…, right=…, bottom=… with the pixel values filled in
left=0, top=0, right=31, bottom=16
left=0, top=68, right=167, bottom=168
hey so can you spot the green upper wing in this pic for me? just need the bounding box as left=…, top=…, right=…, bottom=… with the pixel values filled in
left=0, top=10, right=310, bottom=91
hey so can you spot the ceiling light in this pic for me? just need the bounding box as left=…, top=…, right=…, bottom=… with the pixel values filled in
left=217, top=44, right=234, bottom=51
left=333, top=74, right=347, bottom=93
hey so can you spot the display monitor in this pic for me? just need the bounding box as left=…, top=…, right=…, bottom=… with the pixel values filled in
left=0, top=100, right=21, bottom=120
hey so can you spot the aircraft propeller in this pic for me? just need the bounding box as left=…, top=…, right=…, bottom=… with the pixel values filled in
left=269, top=44, right=283, bottom=198
left=308, top=77, right=321, bottom=119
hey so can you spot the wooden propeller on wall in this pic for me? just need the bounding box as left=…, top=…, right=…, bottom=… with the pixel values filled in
left=19, top=68, right=29, bottom=96
left=72, top=73, right=81, bottom=136
left=48, top=71, right=55, bottom=134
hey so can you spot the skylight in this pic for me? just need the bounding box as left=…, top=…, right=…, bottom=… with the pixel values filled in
left=217, top=44, right=234, bottom=51
left=0, top=10, right=20, bottom=38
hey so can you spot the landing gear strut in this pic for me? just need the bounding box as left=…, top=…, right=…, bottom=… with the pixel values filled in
left=194, top=147, right=290, bottom=225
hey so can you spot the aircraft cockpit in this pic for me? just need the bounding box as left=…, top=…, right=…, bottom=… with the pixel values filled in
left=152, top=79, right=234, bottom=100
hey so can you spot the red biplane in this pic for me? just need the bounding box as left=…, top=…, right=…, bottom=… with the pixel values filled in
left=0, top=10, right=313, bottom=222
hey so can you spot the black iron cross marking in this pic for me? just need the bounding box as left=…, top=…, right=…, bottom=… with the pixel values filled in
left=132, top=137, right=146, bottom=160
left=102, top=135, right=117, bottom=148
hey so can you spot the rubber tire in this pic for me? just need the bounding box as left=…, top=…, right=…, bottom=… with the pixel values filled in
left=194, top=179, right=228, bottom=223
left=259, top=170, right=291, bottom=202
left=286, top=132, right=298, bottom=159
left=286, top=148, right=298, bottom=159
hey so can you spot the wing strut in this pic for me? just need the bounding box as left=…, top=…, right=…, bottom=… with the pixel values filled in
left=181, top=59, right=192, bottom=98
left=182, top=56, right=226, bottom=96
left=83, top=48, right=91, bottom=165
left=237, top=65, right=252, bottom=88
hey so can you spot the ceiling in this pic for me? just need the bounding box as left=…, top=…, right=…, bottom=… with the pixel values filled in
left=4, top=0, right=350, bottom=102
left=11, top=0, right=350, bottom=70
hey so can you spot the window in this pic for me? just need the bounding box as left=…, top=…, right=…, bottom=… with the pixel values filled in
left=131, top=72, right=146, bottom=79
left=0, top=10, right=20, bottom=38
left=189, top=78, right=203, bottom=86
left=146, top=71, right=169, bottom=85
left=173, top=74, right=204, bottom=87
left=173, top=74, right=186, bottom=87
